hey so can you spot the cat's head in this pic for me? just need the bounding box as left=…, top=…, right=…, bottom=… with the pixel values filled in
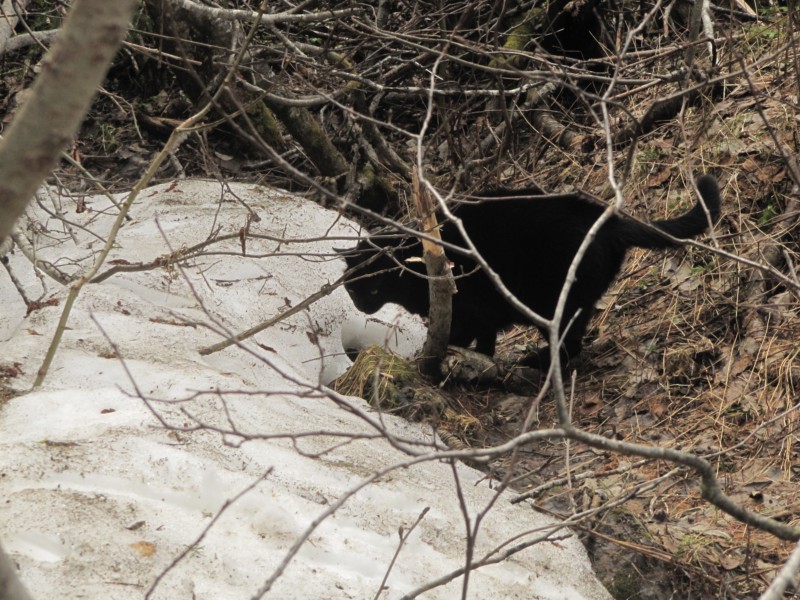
left=338, top=233, right=428, bottom=316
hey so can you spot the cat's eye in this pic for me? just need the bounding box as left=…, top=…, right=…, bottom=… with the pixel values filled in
left=369, top=289, right=379, bottom=295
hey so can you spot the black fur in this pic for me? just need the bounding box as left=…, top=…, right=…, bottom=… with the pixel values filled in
left=342, top=176, right=721, bottom=368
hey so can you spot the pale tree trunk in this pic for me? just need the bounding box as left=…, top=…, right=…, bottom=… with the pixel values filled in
left=0, top=541, right=32, bottom=600
left=0, top=0, right=138, bottom=595
left=0, top=0, right=138, bottom=242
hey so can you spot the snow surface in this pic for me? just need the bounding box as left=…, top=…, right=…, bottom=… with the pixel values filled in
left=0, top=181, right=611, bottom=599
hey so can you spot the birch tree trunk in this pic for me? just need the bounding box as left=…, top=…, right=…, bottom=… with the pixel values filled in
left=0, top=0, right=138, bottom=241
left=0, top=1, right=138, bottom=595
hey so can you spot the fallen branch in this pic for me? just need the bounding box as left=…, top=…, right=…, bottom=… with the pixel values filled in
left=168, top=0, right=361, bottom=26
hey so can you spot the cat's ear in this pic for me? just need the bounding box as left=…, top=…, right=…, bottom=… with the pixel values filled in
left=333, top=246, right=359, bottom=257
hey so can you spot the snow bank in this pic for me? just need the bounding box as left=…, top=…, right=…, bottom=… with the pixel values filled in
left=0, top=181, right=610, bottom=599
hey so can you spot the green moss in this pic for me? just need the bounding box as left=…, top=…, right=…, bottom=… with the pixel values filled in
left=606, top=566, right=643, bottom=600
left=488, top=14, right=537, bottom=69
left=331, top=346, right=418, bottom=410
left=356, top=164, right=398, bottom=213
left=250, top=103, right=286, bottom=151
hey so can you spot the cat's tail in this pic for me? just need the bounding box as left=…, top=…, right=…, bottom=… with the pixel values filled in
left=622, top=174, right=721, bottom=249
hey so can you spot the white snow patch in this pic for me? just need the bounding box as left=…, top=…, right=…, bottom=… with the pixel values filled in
left=0, top=181, right=610, bottom=599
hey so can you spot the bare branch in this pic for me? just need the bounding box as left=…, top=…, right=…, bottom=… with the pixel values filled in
left=760, top=541, right=800, bottom=600
left=168, top=0, right=361, bottom=26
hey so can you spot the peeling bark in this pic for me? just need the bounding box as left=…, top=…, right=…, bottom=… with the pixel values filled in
left=412, top=169, right=456, bottom=377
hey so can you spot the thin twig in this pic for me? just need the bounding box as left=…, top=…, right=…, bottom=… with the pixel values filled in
left=145, top=470, right=272, bottom=599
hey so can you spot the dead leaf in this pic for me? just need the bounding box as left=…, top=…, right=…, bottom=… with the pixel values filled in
left=648, top=398, right=668, bottom=419
left=756, top=165, right=785, bottom=183
left=741, top=157, right=760, bottom=172
left=720, top=551, right=744, bottom=571
left=646, top=169, right=672, bottom=187
left=582, top=391, right=604, bottom=414
left=130, top=541, right=157, bottom=557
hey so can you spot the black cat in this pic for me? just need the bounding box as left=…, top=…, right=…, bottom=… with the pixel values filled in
left=342, top=176, right=721, bottom=368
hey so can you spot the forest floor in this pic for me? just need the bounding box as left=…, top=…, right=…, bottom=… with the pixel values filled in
left=338, top=123, right=800, bottom=598
left=429, top=98, right=800, bottom=596
left=348, top=52, right=800, bottom=597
